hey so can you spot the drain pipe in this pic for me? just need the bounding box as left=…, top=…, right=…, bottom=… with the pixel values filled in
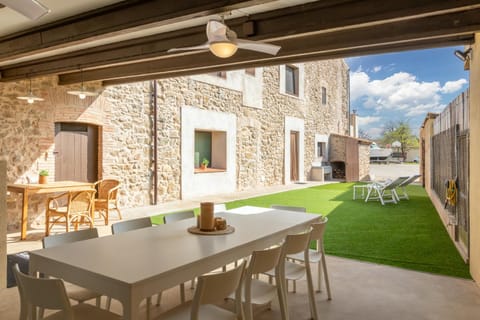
left=347, top=68, right=351, bottom=137
left=152, top=80, right=158, bottom=205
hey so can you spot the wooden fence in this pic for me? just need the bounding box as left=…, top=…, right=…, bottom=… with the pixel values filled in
left=431, top=91, right=469, bottom=244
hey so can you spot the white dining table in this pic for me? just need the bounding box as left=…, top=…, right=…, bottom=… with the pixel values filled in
left=29, top=206, right=321, bottom=320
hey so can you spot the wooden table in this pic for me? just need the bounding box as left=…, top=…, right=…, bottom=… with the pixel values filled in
left=7, top=181, right=94, bottom=240
left=29, top=207, right=321, bottom=320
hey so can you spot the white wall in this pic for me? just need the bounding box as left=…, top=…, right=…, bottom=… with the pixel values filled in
left=190, top=68, right=264, bottom=108
left=314, top=134, right=329, bottom=163
left=181, top=106, right=236, bottom=199
left=284, top=117, right=305, bottom=184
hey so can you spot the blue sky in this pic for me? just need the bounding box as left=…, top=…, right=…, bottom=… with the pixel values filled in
left=346, top=46, right=469, bottom=138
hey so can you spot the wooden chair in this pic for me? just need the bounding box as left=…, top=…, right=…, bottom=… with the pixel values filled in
left=270, top=205, right=307, bottom=212
left=94, top=179, right=122, bottom=225
left=288, top=219, right=332, bottom=299
left=42, top=229, right=105, bottom=309
left=160, top=261, right=245, bottom=320
left=12, top=264, right=121, bottom=320
left=45, top=189, right=96, bottom=236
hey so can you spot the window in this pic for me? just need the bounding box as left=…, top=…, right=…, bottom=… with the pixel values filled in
left=322, top=87, right=327, bottom=105
left=194, top=130, right=227, bottom=173
left=245, top=68, right=256, bottom=76
left=285, top=65, right=299, bottom=96
left=317, top=142, right=326, bottom=157
left=215, top=71, right=227, bottom=79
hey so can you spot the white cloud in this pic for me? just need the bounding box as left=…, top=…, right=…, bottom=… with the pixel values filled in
left=441, top=79, right=468, bottom=93
left=358, top=116, right=381, bottom=126
left=372, top=66, right=382, bottom=73
left=350, top=71, right=467, bottom=114
left=366, top=127, right=384, bottom=138
left=405, top=103, right=445, bottom=117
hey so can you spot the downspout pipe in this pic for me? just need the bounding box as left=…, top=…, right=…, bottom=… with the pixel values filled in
left=347, top=68, right=351, bottom=136
left=152, top=80, right=158, bottom=205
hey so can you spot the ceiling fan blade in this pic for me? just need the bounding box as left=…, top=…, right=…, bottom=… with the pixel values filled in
left=206, top=20, right=229, bottom=42
left=236, top=39, right=281, bottom=56
left=167, top=43, right=209, bottom=53
left=0, top=0, right=50, bottom=20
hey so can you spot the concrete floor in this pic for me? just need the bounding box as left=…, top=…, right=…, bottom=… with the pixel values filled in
left=2, top=256, right=480, bottom=320
left=3, top=179, right=480, bottom=319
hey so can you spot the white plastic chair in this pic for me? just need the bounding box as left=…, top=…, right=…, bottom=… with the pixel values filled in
left=239, top=244, right=286, bottom=320
left=395, top=174, right=421, bottom=200
left=12, top=263, right=121, bottom=320
left=110, top=217, right=155, bottom=318
left=264, top=229, right=318, bottom=320
left=288, top=219, right=332, bottom=299
left=270, top=205, right=307, bottom=212
left=162, top=210, right=196, bottom=303
left=365, top=176, right=409, bottom=205
left=160, top=261, right=246, bottom=320
left=42, top=229, right=104, bottom=309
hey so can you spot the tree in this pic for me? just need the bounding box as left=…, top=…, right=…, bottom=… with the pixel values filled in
left=358, top=129, right=372, bottom=140
left=381, top=121, right=418, bottom=159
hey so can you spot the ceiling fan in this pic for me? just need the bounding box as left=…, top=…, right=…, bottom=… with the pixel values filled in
left=0, top=0, right=50, bottom=20
left=168, top=19, right=281, bottom=58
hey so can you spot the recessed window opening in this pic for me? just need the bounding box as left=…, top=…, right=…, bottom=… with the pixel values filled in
left=194, top=130, right=227, bottom=173
left=322, top=86, right=327, bottom=105
left=214, top=71, right=227, bottom=79
left=317, top=142, right=326, bottom=158
left=245, top=68, right=256, bottom=76
left=285, top=65, right=299, bottom=96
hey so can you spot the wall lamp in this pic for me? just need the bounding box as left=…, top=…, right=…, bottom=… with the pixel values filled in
left=454, top=48, right=472, bottom=62
left=454, top=48, right=472, bottom=70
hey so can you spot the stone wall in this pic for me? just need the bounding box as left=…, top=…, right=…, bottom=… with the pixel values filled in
left=1, top=59, right=351, bottom=231
left=0, top=159, right=6, bottom=288
left=358, top=142, right=371, bottom=181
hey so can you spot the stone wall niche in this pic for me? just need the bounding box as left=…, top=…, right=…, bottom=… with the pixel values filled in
left=181, top=106, right=236, bottom=199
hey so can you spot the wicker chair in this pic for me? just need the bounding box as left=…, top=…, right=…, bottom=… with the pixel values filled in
left=45, top=189, right=96, bottom=236
left=94, top=179, right=122, bottom=225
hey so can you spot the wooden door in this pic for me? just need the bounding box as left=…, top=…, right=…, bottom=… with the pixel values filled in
left=290, top=131, right=299, bottom=181
left=54, top=123, right=98, bottom=182
left=345, top=137, right=359, bottom=182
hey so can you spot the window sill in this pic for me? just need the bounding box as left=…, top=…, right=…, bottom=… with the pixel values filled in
left=279, top=91, right=304, bottom=100
left=194, top=168, right=226, bottom=174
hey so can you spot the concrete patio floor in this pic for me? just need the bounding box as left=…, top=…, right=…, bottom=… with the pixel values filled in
left=2, top=255, right=480, bottom=320
left=3, top=180, right=480, bottom=319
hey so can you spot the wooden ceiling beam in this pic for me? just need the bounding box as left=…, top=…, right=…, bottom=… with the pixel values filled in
left=101, top=35, right=472, bottom=86
left=57, top=8, right=480, bottom=85
left=1, top=0, right=480, bottom=81
left=0, top=0, right=275, bottom=60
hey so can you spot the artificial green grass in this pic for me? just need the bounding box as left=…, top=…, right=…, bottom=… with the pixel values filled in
left=226, top=183, right=471, bottom=279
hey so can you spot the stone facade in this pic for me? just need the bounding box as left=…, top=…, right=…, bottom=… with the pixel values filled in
left=1, top=59, right=360, bottom=231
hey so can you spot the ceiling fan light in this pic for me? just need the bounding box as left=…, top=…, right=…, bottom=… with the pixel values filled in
left=209, top=41, right=238, bottom=58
